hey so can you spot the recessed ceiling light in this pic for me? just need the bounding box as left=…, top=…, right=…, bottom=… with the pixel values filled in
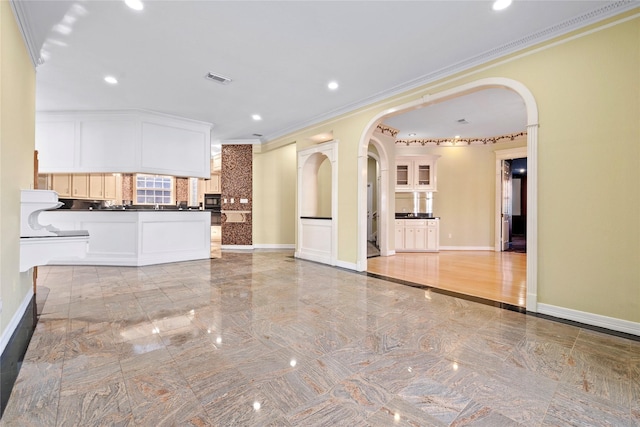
left=492, top=0, right=512, bottom=11
left=408, top=133, right=416, bottom=137
left=252, top=114, right=262, bottom=121
left=104, top=76, right=118, bottom=85
left=327, top=81, right=339, bottom=90
left=125, top=0, right=144, bottom=11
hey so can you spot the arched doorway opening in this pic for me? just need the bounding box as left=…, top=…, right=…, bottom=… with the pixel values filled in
left=357, top=77, right=539, bottom=312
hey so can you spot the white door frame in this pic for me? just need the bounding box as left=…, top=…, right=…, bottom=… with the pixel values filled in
left=357, top=77, right=539, bottom=312
left=495, top=147, right=527, bottom=252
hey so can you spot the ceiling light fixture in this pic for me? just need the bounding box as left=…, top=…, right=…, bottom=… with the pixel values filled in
left=124, top=0, right=144, bottom=11
left=408, top=133, right=416, bottom=137
left=104, top=76, right=118, bottom=85
left=327, top=81, right=339, bottom=90
left=492, top=0, right=512, bottom=11
left=252, top=114, right=262, bottom=121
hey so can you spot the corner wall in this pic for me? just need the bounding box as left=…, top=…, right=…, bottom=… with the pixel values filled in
left=0, top=2, right=37, bottom=348
left=253, top=142, right=296, bottom=247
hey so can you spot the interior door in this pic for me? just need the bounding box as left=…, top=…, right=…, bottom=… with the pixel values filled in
left=501, top=160, right=512, bottom=251
left=367, top=183, right=373, bottom=240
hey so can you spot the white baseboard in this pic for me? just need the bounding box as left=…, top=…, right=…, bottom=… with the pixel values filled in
left=253, top=244, right=295, bottom=249
left=336, top=259, right=358, bottom=271
left=537, top=303, right=640, bottom=337
left=439, top=246, right=494, bottom=251
left=221, top=245, right=254, bottom=250
left=0, top=288, right=34, bottom=355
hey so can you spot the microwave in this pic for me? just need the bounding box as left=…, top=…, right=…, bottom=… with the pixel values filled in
left=204, top=193, right=221, bottom=211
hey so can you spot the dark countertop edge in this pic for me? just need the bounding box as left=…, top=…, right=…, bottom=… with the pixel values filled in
left=300, top=216, right=332, bottom=220
left=395, top=215, right=440, bottom=220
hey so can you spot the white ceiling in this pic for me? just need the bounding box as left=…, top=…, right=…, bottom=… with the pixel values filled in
left=13, top=0, right=637, bottom=142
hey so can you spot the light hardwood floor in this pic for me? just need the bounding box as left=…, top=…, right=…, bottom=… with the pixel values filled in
left=367, top=251, right=526, bottom=307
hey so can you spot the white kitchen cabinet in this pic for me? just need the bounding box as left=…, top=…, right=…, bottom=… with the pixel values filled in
left=394, top=220, right=405, bottom=249
left=395, top=218, right=439, bottom=252
left=395, top=155, right=439, bottom=192
left=36, top=110, right=212, bottom=178
left=426, top=220, right=439, bottom=251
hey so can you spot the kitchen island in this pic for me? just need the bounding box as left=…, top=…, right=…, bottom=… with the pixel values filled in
left=39, top=209, right=211, bottom=266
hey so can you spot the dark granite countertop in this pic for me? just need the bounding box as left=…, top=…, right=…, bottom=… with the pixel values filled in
left=63, top=207, right=207, bottom=212
left=395, top=213, right=439, bottom=219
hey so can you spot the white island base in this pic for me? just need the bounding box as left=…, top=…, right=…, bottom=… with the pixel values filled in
left=40, top=210, right=211, bottom=266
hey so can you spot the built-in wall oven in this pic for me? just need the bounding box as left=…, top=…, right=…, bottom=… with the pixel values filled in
left=204, top=193, right=221, bottom=225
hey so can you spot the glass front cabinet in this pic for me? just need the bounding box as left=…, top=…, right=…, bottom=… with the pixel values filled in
left=395, top=155, right=439, bottom=192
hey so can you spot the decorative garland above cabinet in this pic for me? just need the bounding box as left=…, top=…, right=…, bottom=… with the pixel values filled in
left=395, top=155, right=440, bottom=192
left=36, top=110, right=213, bottom=178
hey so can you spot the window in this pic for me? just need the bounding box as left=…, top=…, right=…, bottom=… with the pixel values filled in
left=135, top=174, right=173, bottom=205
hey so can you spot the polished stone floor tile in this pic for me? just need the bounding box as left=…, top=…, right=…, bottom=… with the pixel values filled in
left=2, top=251, right=638, bottom=426
left=541, top=383, right=634, bottom=427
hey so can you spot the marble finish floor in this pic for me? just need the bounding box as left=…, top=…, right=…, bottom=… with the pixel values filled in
left=2, top=251, right=639, bottom=426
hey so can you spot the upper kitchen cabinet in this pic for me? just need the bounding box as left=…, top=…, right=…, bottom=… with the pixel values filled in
left=36, top=110, right=213, bottom=178
left=395, top=155, right=440, bottom=192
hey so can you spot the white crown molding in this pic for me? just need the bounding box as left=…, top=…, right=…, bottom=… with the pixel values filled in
left=263, top=1, right=638, bottom=142
left=9, top=0, right=43, bottom=69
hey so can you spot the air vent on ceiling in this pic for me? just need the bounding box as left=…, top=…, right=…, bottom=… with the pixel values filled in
left=252, top=133, right=263, bottom=137
left=457, top=118, right=469, bottom=124
left=204, top=72, right=232, bottom=85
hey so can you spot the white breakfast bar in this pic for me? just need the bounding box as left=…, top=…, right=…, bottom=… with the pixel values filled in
left=40, top=209, right=211, bottom=266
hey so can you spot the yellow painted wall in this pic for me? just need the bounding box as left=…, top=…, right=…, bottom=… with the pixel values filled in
left=252, top=142, right=297, bottom=245
left=396, top=139, right=526, bottom=248
left=256, top=14, right=640, bottom=323
left=0, top=3, right=37, bottom=341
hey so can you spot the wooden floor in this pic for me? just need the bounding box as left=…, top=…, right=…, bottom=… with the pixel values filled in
left=367, top=251, right=527, bottom=307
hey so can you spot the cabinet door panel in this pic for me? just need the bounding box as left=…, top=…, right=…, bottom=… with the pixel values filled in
left=395, top=225, right=405, bottom=249
left=52, top=174, right=72, bottom=197
left=89, top=174, right=104, bottom=198
left=72, top=174, right=89, bottom=198
left=414, top=227, right=427, bottom=250
left=79, top=120, right=137, bottom=170
left=395, top=161, right=412, bottom=190
left=104, top=175, right=117, bottom=200
left=36, top=121, right=76, bottom=171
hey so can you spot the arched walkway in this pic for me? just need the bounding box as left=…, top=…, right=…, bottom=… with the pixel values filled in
left=357, top=77, right=539, bottom=312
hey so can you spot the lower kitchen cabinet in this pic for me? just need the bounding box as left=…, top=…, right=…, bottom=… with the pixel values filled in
left=395, top=219, right=439, bottom=252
